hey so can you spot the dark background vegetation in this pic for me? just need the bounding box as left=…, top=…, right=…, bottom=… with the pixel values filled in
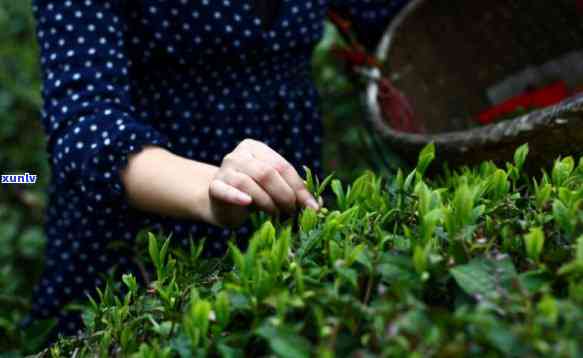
left=0, top=1, right=382, bottom=354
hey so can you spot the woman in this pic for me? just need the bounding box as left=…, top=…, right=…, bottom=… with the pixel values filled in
left=26, top=0, right=409, bottom=340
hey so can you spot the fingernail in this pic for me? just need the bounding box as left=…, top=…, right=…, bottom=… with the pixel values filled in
left=306, top=198, right=320, bottom=211
left=238, top=192, right=252, bottom=204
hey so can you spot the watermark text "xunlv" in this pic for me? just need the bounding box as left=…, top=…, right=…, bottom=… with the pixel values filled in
left=1, top=173, right=38, bottom=184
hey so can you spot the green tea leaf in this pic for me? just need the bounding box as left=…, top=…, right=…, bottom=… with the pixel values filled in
left=331, top=179, right=346, bottom=208
left=215, top=292, right=231, bottom=329
left=577, top=235, right=583, bottom=262
left=412, top=244, right=430, bottom=274
left=317, top=172, right=335, bottom=198
left=450, top=257, right=517, bottom=300
left=519, top=270, right=551, bottom=294
left=336, top=266, right=358, bottom=288
left=417, top=143, right=436, bottom=177
left=228, top=241, right=246, bottom=275
left=302, top=166, right=315, bottom=194
left=524, top=227, right=545, bottom=262
left=217, top=343, right=244, bottom=358
left=552, top=199, right=574, bottom=234
left=256, top=323, right=311, bottom=358
left=378, top=254, right=417, bottom=285
left=552, top=156, right=575, bottom=186
left=513, top=143, right=529, bottom=173
left=148, top=232, right=160, bottom=269
left=300, top=208, right=318, bottom=232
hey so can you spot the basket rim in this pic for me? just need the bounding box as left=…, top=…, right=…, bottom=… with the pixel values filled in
left=367, top=91, right=583, bottom=145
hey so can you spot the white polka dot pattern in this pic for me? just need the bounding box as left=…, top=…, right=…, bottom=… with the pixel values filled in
left=27, top=0, right=409, bottom=338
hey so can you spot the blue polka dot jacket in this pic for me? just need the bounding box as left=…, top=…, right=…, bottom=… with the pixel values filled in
left=27, top=0, right=409, bottom=339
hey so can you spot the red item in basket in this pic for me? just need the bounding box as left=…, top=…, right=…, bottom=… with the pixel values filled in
left=378, top=78, right=425, bottom=133
left=477, top=81, right=569, bottom=125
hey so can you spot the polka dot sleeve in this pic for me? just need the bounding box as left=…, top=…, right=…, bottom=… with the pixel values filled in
left=32, top=0, right=172, bottom=207
left=329, top=0, right=411, bottom=50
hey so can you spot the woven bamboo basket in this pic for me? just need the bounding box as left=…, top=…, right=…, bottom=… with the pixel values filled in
left=365, top=0, right=583, bottom=169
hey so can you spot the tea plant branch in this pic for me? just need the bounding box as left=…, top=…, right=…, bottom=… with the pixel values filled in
left=362, top=247, right=382, bottom=307
left=0, top=294, right=31, bottom=311
left=362, top=271, right=375, bottom=306
left=326, top=319, right=342, bottom=353
left=131, top=256, right=151, bottom=288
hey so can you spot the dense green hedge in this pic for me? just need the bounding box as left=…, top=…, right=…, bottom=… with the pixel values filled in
left=36, top=145, right=583, bottom=357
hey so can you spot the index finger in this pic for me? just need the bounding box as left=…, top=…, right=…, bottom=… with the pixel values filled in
left=247, top=141, right=320, bottom=211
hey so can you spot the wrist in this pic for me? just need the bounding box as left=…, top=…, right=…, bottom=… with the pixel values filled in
left=186, top=162, right=220, bottom=225
left=121, top=146, right=221, bottom=222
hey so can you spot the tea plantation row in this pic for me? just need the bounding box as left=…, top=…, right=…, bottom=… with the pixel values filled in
left=39, top=145, right=583, bottom=357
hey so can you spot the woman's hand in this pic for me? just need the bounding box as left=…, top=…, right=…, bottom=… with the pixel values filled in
left=208, top=139, right=320, bottom=228
left=120, top=140, right=320, bottom=230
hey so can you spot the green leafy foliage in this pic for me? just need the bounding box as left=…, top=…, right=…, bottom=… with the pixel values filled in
left=2, top=3, right=583, bottom=357
left=29, top=145, right=583, bottom=357
left=0, top=1, right=51, bottom=355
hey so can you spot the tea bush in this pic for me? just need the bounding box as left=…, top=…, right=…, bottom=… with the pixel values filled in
left=37, top=144, right=583, bottom=357
left=0, top=1, right=50, bottom=353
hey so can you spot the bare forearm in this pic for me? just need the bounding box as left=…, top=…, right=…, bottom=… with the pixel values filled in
left=119, top=139, right=320, bottom=230
left=120, top=146, right=217, bottom=223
